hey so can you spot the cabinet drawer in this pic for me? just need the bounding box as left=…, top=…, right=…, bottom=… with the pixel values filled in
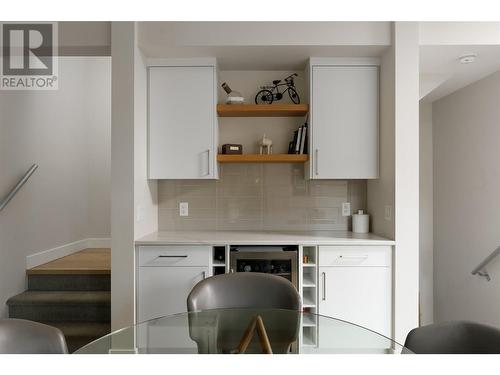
left=319, top=246, right=391, bottom=267
left=138, top=246, right=211, bottom=267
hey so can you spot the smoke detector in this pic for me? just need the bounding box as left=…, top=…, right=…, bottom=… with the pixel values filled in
left=459, top=54, right=477, bottom=64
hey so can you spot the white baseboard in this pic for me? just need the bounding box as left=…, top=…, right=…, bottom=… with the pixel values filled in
left=86, top=237, right=111, bottom=248
left=26, top=237, right=111, bottom=269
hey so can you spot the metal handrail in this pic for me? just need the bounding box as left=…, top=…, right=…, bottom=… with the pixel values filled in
left=0, top=164, right=38, bottom=212
left=471, top=246, right=500, bottom=281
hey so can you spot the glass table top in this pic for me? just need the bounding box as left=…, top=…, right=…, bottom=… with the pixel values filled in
left=75, top=308, right=412, bottom=354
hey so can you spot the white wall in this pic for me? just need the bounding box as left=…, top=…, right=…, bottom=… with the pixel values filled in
left=111, top=22, right=158, bottom=333
left=393, top=22, right=420, bottom=343
left=367, top=23, right=420, bottom=342
left=419, top=101, right=434, bottom=325
left=433, top=69, right=500, bottom=326
left=59, top=22, right=111, bottom=55
left=0, top=57, right=111, bottom=317
left=87, top=59, right=112, bottom=237
left=138, top=22, right=391, bottom=48
left=134, top=37, right=158, bottom=241
left=111, top=23, right=136, bottom=332
left=367, top=45, right=395, bottom=240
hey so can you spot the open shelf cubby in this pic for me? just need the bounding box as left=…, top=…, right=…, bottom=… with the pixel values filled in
left=302, top=288, right=316, bottom=308
left=302, top=326, right=317, bottom=347
left=300, top=246, right=318, bottom=350
left=302, top=268, right=316, bottom=288
left=212, top=246, right=226, bottom=275
left=302, top=313, right=317, bottom=327
left=302, top=247, right=317, bottom=266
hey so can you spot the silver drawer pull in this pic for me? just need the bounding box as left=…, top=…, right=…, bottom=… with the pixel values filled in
left=322, top=272, right=326, bottom=301
left=202, top=271, right=206, bottom=280
left=315, top=149, right=319, bottom=175
left=202, top=149, right=210, bottom=177
left=338, top=255, right=368, bottom=260
left=158, top=255, right=188, bottom=258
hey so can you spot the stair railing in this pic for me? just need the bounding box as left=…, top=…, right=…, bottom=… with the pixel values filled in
left=471, top=246, right=500, bottom=281
left=0, top=164, right=38, bottom=212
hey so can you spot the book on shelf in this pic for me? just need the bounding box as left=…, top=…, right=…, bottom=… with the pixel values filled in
left=299, top=124, right=307, bottom=154
left=288, top=121, right=309, bottom=155
left=295, top=126, right=303, bottom=154
left=289, top=130, right=299, bottom=154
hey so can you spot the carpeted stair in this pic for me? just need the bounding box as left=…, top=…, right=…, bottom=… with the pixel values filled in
left=6, top=249, right=111, bottom=353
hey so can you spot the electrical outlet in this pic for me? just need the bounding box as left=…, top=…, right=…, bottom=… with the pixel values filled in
left=179, top=202, right=189, bottom=217
left=384, top=205, right=392, bottom=221
left=342, top=202, right=351, bottom=217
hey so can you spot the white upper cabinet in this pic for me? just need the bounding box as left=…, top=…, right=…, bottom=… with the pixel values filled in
left=307, top=59, right=379, bottom=179
left=148, top=60, right=218, bottom=179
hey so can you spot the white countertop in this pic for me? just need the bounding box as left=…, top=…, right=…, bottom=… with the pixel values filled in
left=135, top=230, right=395, bottom=246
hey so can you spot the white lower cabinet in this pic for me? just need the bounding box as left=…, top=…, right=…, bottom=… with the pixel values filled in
left=136, top=246, right=211, bottom=352
left=137, top=266, right=208, bottom=322
left=135, top=243, right=392, bottom=352
left=136, top=267, right=207, bottom=353
left=317, top=246, right=392, bottom=351
left=136, top=246, right=211, bottom=322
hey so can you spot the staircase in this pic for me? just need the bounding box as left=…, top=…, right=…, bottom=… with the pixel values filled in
left=7, top=248, right=111, bottom=353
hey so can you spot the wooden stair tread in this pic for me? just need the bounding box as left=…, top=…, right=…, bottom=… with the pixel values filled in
left=7, top=291, right=111, bottom=305
left=27, top=248, right=110, bottom=275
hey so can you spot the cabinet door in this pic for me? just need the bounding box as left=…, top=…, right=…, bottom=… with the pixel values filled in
left=137, top=266, right=208, bottom=322
left=318, top=266, right=391, bottom=349
left=311, top=65, right=378, bottom=179
left=149, top=66, right=216, bottom=179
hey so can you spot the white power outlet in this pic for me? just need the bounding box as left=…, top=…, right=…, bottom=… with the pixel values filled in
left=342, top=202, right=351, bottom=217
left=384, top=205, right=392, bottom=221
left=179, top=202, right=189, bottom=217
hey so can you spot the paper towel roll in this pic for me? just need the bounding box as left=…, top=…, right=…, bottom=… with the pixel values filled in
left=352, top=210, right=369, bottom=233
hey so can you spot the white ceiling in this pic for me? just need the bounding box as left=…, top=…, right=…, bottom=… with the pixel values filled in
left=420, top=45, right=500, bottom=102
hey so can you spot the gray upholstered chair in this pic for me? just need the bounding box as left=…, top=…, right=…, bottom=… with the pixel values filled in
left=0, top=319, right=68, bottom=354
left=404, top=321, right=500, bottom=354
left=187, top=272, right=301, bottom=354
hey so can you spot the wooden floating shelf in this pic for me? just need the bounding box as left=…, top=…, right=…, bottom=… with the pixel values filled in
left=217, top=104, right=309, bottom=117
left=217, top=154, right=308, bottom=163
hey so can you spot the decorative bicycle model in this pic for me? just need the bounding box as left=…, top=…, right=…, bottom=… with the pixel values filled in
left=254, top=73, right=300, bottom=104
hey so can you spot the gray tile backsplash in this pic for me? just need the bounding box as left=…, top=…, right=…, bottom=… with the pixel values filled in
left=158, top=164, right=367, bottom=231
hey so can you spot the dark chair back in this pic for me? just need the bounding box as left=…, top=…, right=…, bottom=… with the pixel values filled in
left=404, top=321, right=500, bottom=354
left=187, top=272, right=301, bottom=353
left=187, top=272, right=301, bottom=312
left=0, top=319, right=68, bottom=354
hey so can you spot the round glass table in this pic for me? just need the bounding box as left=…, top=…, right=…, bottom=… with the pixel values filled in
left=75, top=309, right=412, bottom=354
